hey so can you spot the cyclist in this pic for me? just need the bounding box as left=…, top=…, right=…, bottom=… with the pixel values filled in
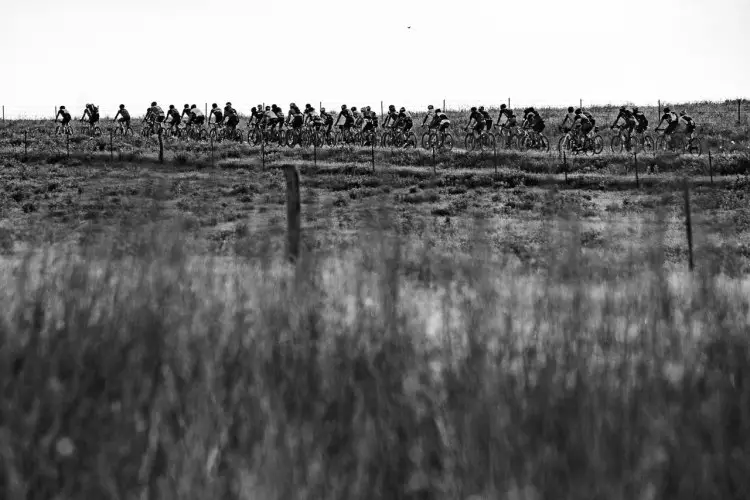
left=55, top=105, right=72, bottom=128
left=209, top=103, right=224, bottom=126
left=560, top=106, right=576, bottom=133
left=165, top=105, right=181, bottom=133
left=369, top=109, right=379, bottom=129
left=113, top=104, right=131, bottom=130
left=320, top=107, right=334, bottom=134
left=421, top=104, right=436, bottom=128
left=222, top=102, right=239, bottom=132
left=572, top=108, right=591, bottom=144
left=394, top=107, right=413, bottom=135
left=81, top=103, right=100, bottom=129
left=334, top=104, right=354, bottom=134
left=146, top=101, right=165, bottom=125
left=361, top=111, right=377, bottom=145
left=429, top=108, right=451, bottom=133
left=248, top=106, right=264, bottom=128
left=479, top=106, right=492, bottom=131
left=656, top=106, right=679, bottom=137
left=496, top=104, right=512, bottom=126
left=464, top=106, right=485, bottom=139
left=304, top=105, right=324, bottom=130
left=633, top=107, right=649, bottom=133
left=383, top=105, right=399, bottom=129
left=263, top=105, right=278, bottom=130
left=273, top=104, right=285, bottom=132
left=351, top=107, right=364, bottom=130
left=523, top=107, right=545, bottom=134
left=189, top=104, right=205, bottom=126
left=286, top=103, right=304, bottom=132
left=610, top=105, right=636, bottom=144
left=679, top=110, right=696, bottom=139
left=181, top=104, right=192, bottom=121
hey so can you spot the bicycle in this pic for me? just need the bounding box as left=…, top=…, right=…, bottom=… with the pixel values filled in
left=654, top=128, right=701, bottom=156
left=463, top=128, right=496, bottom=152
left=494, top=123, right=519, bottom=149
left=421, top=127, right=454, bottom=151
left=183, top=122, right=208, bottom=142
left=516, top=128, right=549, bottom=152
left=79, top=120, right=102, bottom=137
left=54, top=121, right=74, bottom=136
left=610, top=125, right=637, bottom=153
left=209, top=122, right=244, bottom=143
left=113, top=120, right=135, bottom=136
left=140, top=119, right=164, bottom=138
left=381, top=126, right=417, bottom=148
left=630, top=128, right=655, bottom=154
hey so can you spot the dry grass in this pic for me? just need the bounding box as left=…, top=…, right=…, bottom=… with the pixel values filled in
left=2, top=199, right=750, bottom=499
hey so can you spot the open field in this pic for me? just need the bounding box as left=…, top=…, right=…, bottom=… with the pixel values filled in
left=2, top=101, right=750, bottom=499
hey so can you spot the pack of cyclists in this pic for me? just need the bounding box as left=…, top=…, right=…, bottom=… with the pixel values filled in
left=52, top=101, right=700, bottom=149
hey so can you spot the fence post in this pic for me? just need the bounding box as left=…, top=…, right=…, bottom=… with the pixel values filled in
left=381, top=101, right=384, bottom=120
left=2, top=105, right=4, bottom=123
left=563, top=150, right=568, bottom=184
left=314, top=135, right=318, bottom=167
left=261, top=138, right=265, bottom=170
left=443, top=98, right=446, bottom=112
left=739, top=98, right=742, bottom=125
left=210, top=134, right=214, bottom=167
left=493, top=140, right=497, bottom=179
left=684, top=178, right=694, bottom=271
left=433, top=138, right=437, bottom=176
left=158, top=128, right=164, bottom=164
left=708, top=149, right=713, bottom=184
left=508, top=98, right=511, bottom=109
left=110, top=130, right=114, bottom=162
left=658, top=100, right=661, bottom=122
left=372, top=138, right=375, bottom=172
left=284, top=164, right=301, bottom=263
left=24, top=130, right=27, bottom=160
left=66, top=134, right=70, bottom=159
left=580, top=98, right=582, bottom=110
left=634, top=151, right=639, bottom=188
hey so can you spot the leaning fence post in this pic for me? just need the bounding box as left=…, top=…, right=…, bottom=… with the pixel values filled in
left=684, top=178, right=694, bottom=271
left=284, top=164, right=301, bottom=263
left=563, top=150, right=568, bottom=184
left=110, top=129, right=114, bottom=162
left=739, top=98, right=742, bottom=125
left=66, top=134, right=70, bottom=159
left=372, top=138, right=375, bottom=172
left=210, top=134, right=214, bottom=167
left=158, top=128, right=164, bottom=164
left=261, top=137, right=265, bottom=170
left=634, top=151, right=639, bottom=188
left=708, top=149, right=713, bottom=184
left=24, top=130, right=28, bottom=160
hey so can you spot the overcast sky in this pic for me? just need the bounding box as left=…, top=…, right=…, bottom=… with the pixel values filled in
left=1, top=0, right=748, bottom=118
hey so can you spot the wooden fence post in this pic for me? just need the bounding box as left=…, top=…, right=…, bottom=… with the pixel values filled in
left=563, top=150, right=568, bottom=184
left=634, top=151, right=639, bottom=188
left=110, top=130, right=114, bottom=162
left=684, top=178, right=694, bottom=271
left=261, top=138, right=265, bottom=170
left=210, top=134, right=214, bottom=167
left=2, top=105, right=4, bottom=123
left=708, top=149, right=713, bottom=184
left=66, top=134, right=70, bottom=159
left=158, top=128, right=164, bottom=164
left=24, top=130, right=27, bottom=159
left=284, top=164, right=301, bottom=263
left=372, top=139, right=375, bottom=172
left=739, top=99, right=742, bottom=125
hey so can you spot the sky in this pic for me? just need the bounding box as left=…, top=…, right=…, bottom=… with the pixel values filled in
left=1, top=0, right=749, bottom=118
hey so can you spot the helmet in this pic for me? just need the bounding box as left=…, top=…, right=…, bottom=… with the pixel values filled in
left=680, top=110, right=686, bottom=116
left=500, top=104, right=507, bottom=109
left=435, top=108, right=441, bottom=113
left=265, top=106, right=270, bottom=110
left=60, top=105, right=65, bottom=110
left=471, top=106, right=477, bottom=112
left=272, top=104, right=277, bottom=108
left=184, top=104, right=189, bottom=108
left=320, top=107, right=326, bottom=112
left=341, top=104, right=347, bottom=109
left=389, top=104, right=395, bottom=110
left=428, top=105, right=434, bottom=109
left=151, top=101, right=157, bottom=107
left=305, top=103, right=311, bottom=108
left=620, top=106, right=626, bottom=111
left=664, top=107, right=670, bottom=113
left=226, top=102, right=232, bottom=106
left=251, top=107, right=256, bottom=112
left=399, top=107, right=405, bottom=112
left=119, top=104, right=125, bottom=109
left=212, top=103, right=217, bottom=108
left=169, top=105, right=174, bottom=109
left=191, top=104, right=196, bottom=109
left=351, top=106, right=357, bottom=111
left=568, top=106, right=574, bottom=113
left=633, top=107, right=639, bottom=112
left=290, top=102, right=296, bottom=107
left=479, top=106, right=485, bottom=111
left=575, top=108, right=582, bottom=114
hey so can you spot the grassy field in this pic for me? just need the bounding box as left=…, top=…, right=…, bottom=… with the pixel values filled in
left=1, top=102, right=750, bottom=499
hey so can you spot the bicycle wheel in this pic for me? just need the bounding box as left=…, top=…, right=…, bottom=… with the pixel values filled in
left=610, top=135, right=622, bottom=153
left=498, top=128, right=511, bottom=149
left=286, top=131, right=297, bottom=147
left=421, top=131, right=432, bottom=150
left=464, top=134, right=476, bottom=151
left=93, top=126, right=101, bottom=137
left=671, top=136, right=684, bottom=154
left=483, top=133, right=496, bottom=151
left=209, top=128, right=219, bottom=141
left=404, top=132, right=417, bottom=148
left=381, top=131, right=392, bottom=148
left=590, top=135, right=602, bottom=155
left=583, top=138, right=595, bottom=156
left=441, top=133, right=454, bottom=151
left=642, top=135, right=654, bottom=154
left=688, top=138, right=702, bottom=157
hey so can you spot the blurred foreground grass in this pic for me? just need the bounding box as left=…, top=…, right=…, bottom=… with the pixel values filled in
left=1, top=206, right=749, bottom=500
